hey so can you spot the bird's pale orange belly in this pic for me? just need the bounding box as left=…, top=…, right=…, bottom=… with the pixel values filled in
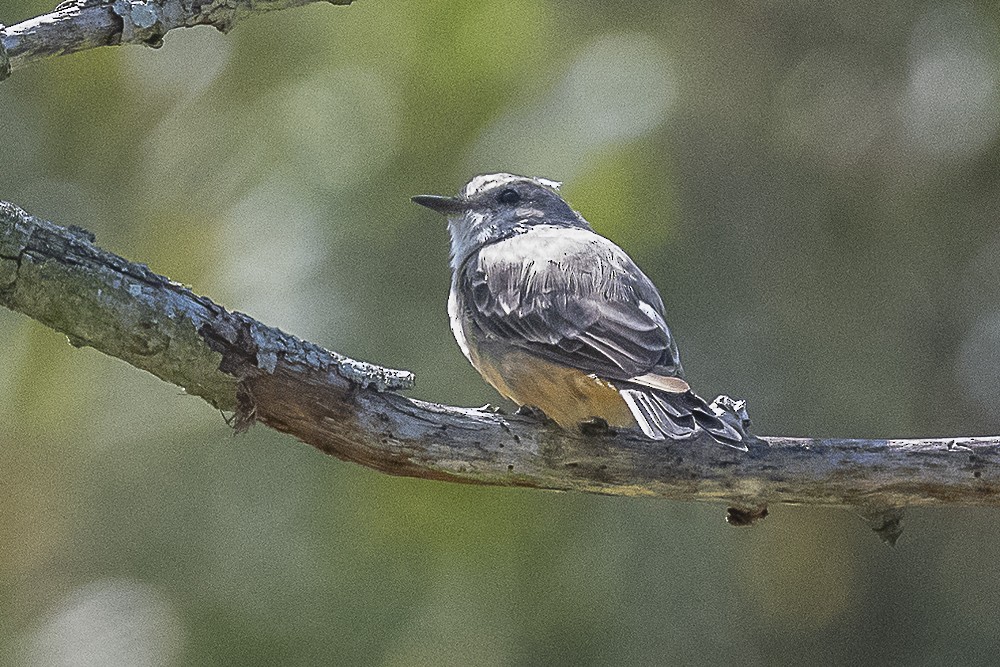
left=469, top=347, right=637, bottom=429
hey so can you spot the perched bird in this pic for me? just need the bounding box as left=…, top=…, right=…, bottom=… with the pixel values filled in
left=412, top=173, right=744, bottom=448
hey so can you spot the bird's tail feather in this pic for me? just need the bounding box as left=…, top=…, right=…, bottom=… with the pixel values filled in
left=619, top=387, right=746, bottom=450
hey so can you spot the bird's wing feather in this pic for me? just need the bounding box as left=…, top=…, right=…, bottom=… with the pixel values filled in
left=619, top=387, right=747, bottom=449
left=462, top=227, right=683, bottom=381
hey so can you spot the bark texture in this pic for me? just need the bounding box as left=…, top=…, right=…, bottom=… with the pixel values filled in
left=0, top=0, right=350, bottom=79
left=2, top=200, right=998, bottom=527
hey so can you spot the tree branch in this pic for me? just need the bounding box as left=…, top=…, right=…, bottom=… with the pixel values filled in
left=1, top=200, right=998, bottom=524
left=0, top=0, right=350, bottom=80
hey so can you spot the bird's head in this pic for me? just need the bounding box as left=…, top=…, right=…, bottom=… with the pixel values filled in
left=412, top=173, right=590, bottom=268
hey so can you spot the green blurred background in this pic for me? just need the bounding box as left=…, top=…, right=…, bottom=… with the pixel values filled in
left=4, top=0, right=1000, bottom=664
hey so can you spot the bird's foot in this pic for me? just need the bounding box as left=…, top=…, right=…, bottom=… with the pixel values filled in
left=709, top=395, right=751, bottom=428
left=478, top=403, right=507, bottom=415
left=709, top=394, right=764, bottom=450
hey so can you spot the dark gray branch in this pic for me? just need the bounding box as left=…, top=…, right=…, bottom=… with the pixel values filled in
left=1, top=201, right=998, bottom=522
left=0, top=0, right=350, bottom=80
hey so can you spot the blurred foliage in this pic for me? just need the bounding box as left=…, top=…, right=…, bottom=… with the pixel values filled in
left=4, top=0, right=1000, bottom=664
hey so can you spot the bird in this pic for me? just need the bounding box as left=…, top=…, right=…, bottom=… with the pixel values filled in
left=412, top=173, right=745, bottom=449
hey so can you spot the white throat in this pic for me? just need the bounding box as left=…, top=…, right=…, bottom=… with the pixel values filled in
left=447, top=211, right=491, bottom=271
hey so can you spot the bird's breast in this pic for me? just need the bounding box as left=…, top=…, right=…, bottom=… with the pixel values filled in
left=465, top=340, right=637, bottom=430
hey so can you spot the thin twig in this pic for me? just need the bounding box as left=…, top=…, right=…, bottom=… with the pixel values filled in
left=0, top=0, right=351, bottom=80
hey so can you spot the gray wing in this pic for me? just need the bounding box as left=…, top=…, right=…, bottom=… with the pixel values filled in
left=463, top=227, right=747, bottom=449
left=461, top=227, right=683, bottom=381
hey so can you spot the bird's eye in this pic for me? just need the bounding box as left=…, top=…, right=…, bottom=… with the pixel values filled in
left=497, top=189, right=520, bottom=205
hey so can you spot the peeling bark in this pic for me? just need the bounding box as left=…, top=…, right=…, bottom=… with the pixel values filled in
left=2, top=200, right=999, bottom=523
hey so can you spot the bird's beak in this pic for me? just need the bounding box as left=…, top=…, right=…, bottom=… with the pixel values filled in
left=411, top=194, right=467, bottom=215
